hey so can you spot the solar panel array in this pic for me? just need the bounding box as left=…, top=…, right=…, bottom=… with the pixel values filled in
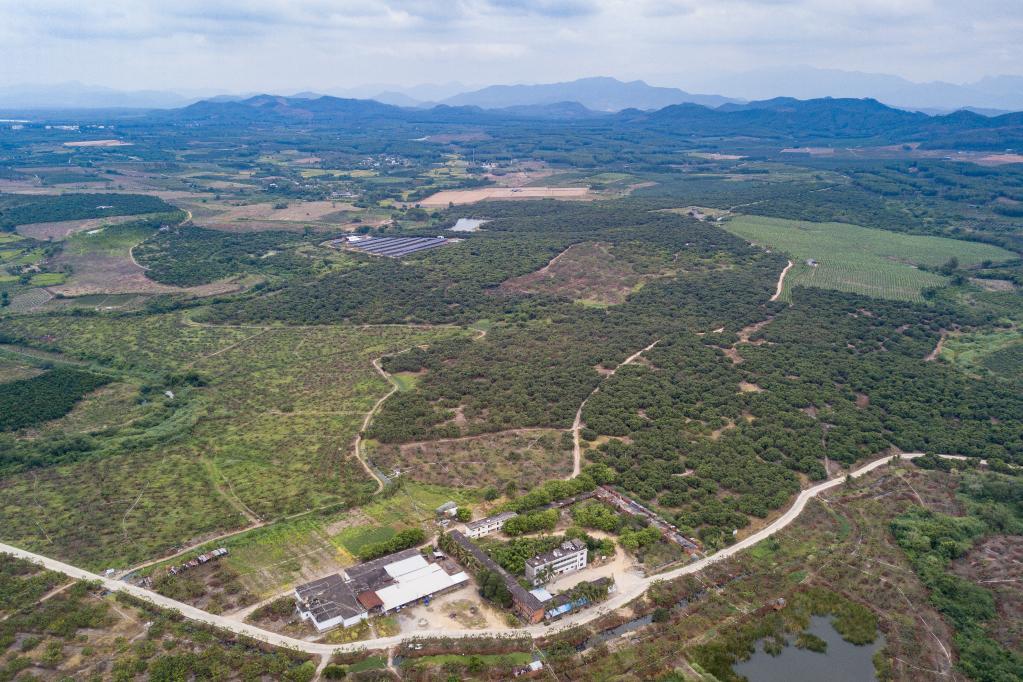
left=348, top=236, right=451, bottom=258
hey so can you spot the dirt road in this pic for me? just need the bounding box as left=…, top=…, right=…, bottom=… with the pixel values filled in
left=771, top=260, right=794, bottom=302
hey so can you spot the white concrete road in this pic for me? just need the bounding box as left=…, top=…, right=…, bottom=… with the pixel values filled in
left=0, top=452, right=935, bottom=656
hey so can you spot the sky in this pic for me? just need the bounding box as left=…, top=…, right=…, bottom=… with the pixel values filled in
left=0, top=0, right=1021, bottom=95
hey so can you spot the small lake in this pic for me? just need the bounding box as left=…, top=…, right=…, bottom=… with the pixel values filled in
left=450, top=218, right=487, bottom=232
left=732, top=615, right=883, bottom=682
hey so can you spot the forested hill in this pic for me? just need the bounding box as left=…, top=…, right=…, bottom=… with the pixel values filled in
left=140, top=93, right=1023, bottom=148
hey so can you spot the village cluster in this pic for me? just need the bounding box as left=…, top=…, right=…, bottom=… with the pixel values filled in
left=291, top=486, right=703, bottom=633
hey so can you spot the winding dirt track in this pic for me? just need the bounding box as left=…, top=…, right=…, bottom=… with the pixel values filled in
left=352, top=355, right=400, bottom=492
left=571, top=339, right=659, bottom=477
left=0, top=452, right=939, bottom=657
left=771, top=260, right=794, bottom=302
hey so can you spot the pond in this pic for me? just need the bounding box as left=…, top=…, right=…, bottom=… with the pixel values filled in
left=732, top=615, right=883, bottom=682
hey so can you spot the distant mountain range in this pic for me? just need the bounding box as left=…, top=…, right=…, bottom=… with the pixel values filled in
left=679, top=68, right=1023, bottom=114
left=2, top=73, right=1022, bottom=116
left=0, top=82, right=197, bottom=109
left=437, top=77, right=737, bottom=111
left=137, top=93, right=1023, bottom=151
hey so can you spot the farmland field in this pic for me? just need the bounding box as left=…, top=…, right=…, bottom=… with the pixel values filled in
left=136, top=481, right=478, bottom=598
left=15, top=214, right=160, bottom=241
left=723, top=215, right=1015, bottom=301
left=187, top=199, right=358, bottom=231
left=418, top=186, right=591, bottom=206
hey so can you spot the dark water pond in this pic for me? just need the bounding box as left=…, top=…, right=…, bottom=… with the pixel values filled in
left=732, top=615, right=883, bottom=682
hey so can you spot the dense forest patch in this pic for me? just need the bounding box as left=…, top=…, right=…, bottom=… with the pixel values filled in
left=0, top=366, right=110, bottom=432
left=583, top=287, right=1022, bottom=545
left=0, top=193, right=175, bottom=231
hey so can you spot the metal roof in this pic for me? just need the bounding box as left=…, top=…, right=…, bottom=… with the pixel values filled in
left=295, top=574, right=364, bottom=624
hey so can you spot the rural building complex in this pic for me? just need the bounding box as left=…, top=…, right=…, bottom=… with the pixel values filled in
left=295, top=548, right=468, bottom=631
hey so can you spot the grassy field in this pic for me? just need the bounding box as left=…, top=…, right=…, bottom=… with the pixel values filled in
left=0, top=312, right=471, bottom=569
left=0, top=355, right=43, bottom=382
left=723, top=215, right=1015, bottom=302
left=942, top=328, right=1023, bottom=381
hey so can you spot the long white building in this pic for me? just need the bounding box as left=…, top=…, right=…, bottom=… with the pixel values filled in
left=464, top=511, right=518, bottom=539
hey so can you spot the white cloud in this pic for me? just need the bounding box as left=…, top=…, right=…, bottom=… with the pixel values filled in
left=0, top=0, right=1019, bottom=92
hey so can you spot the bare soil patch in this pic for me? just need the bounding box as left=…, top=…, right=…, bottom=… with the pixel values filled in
left=418, top=186, right=591, bottom=207
left=486, top=166, right=554, bottom=188
left=975, top=153, right=1023, bottom=166
left=780, top=147, right=836, bottom=155
left=689, top=152, right=746, bottom=160
left=191, top=200, right=357, bottom=227
left=62, top=139, right=132, bottom=147
left=970, top=277, right=1017, bottom=292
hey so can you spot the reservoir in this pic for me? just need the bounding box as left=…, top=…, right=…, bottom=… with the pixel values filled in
left=732, top=615, right=882, bottom=682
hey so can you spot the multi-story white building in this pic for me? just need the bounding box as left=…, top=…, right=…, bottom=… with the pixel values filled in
left=464, top=511, right=518, bottom=539
left=524, top=538, right=587, bottom=586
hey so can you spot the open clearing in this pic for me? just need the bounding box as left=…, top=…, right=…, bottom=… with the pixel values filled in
left=180, top=199, right=366, bottom=233
left=190, top=200, right=357, bottom=224
left=15, top=214, right=153, bottom=241
left=723, top=215, right=1015, bottom=302
left=499, top=241, right=676, bottom=306
left=0, top=356, right=44, bottom=382
left=47, top=223, right=246, bottom=297
left=951, top=534, right=1023, bottom=651
left=941, top=328, right=1023, bottom=381
left=418, top=186, right=592, bottom=207
left=369, top=429, right=573, bottom=489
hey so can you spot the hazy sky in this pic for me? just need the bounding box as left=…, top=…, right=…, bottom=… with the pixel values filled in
left=1, top=0, right=1020, bottom=93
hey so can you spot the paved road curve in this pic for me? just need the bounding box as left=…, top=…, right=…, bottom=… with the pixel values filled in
left=0, top=452, right=931, bottom=655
